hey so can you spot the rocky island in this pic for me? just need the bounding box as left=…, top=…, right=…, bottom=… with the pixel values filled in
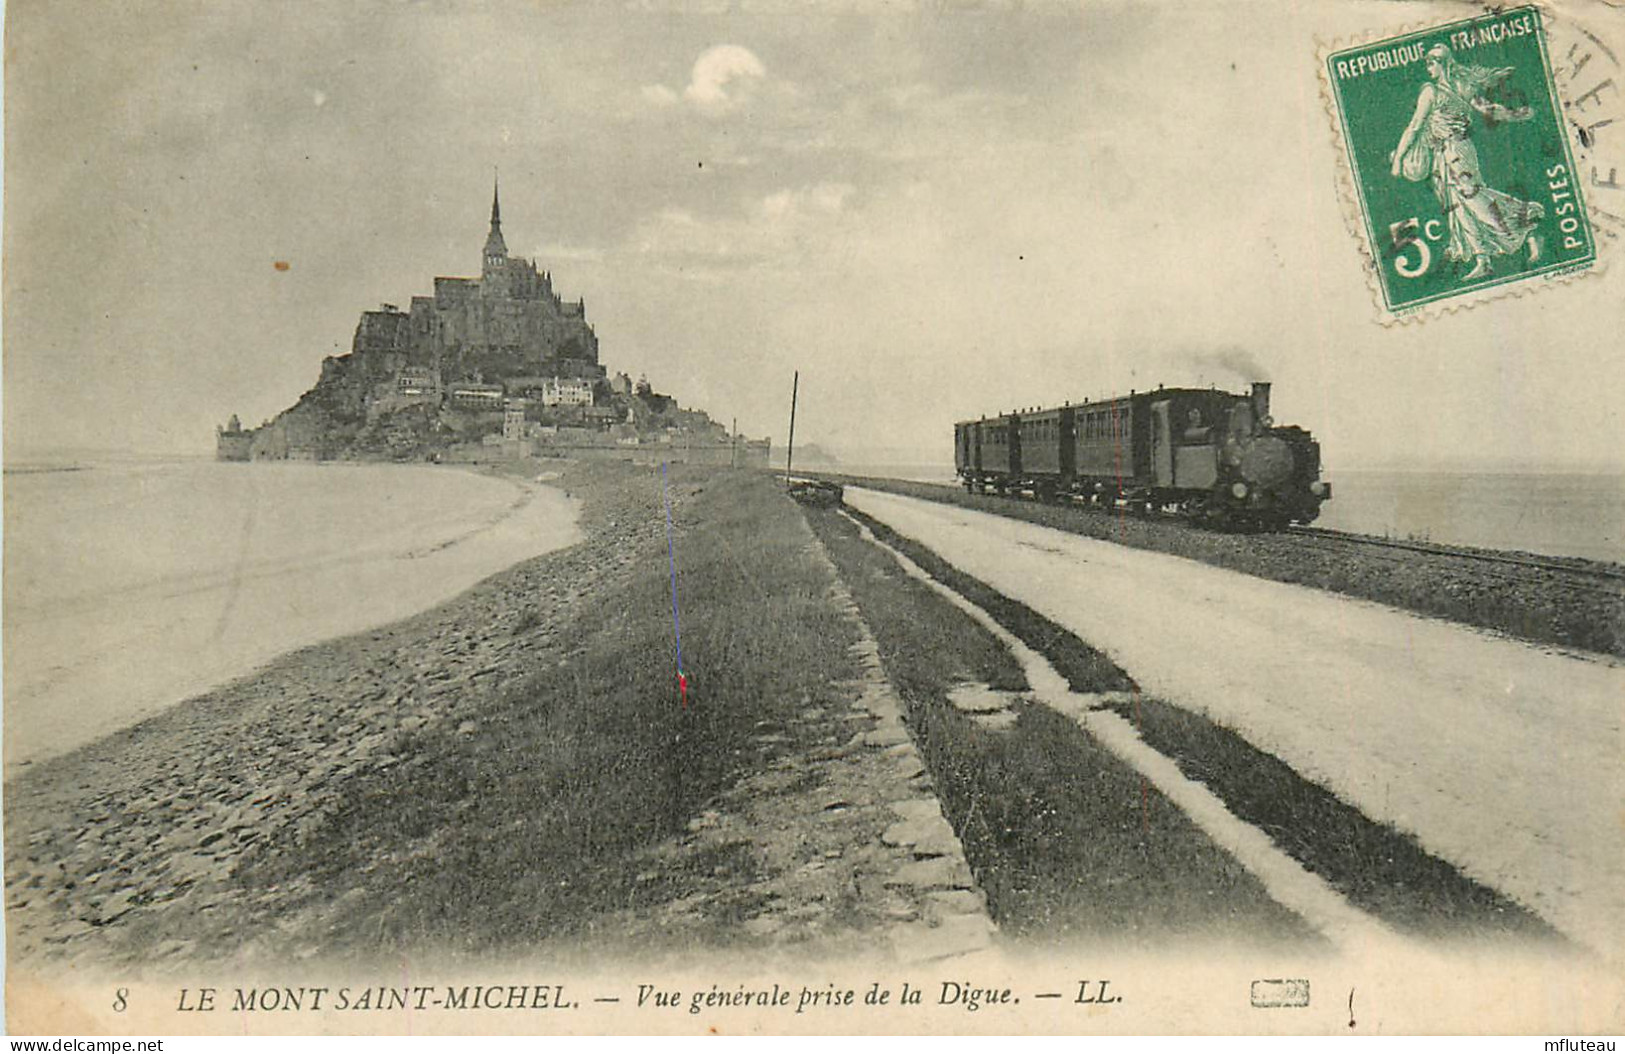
left=217, top=181, right=770, bottom=468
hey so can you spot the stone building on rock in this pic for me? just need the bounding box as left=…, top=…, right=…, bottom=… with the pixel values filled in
left=351, top=179, right=602, bottom=386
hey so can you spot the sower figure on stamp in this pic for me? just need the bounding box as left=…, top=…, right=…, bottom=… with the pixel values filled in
left=1389, top=42, right=1544, bottom=280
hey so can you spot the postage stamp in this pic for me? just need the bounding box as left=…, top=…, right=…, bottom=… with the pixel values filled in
left=1324, top=6, right=1596, bottom=318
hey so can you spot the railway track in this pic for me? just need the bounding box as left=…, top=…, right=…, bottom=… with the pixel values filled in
left=815, top=474, right=1625, bottom=586
left=1285, top=525, right=1625, bottom=585
left=1037, top=491, right=1624, bottom=587
left=817, top=475, right=1624, bottom=656
left=825, top=474, right=1625, bottom=587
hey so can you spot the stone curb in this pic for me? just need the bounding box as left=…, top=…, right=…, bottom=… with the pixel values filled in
left=808, top=537, right=1000, bottom=966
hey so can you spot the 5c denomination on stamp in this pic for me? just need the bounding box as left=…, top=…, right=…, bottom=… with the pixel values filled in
left=1324, top=6, right=1596, bottom=319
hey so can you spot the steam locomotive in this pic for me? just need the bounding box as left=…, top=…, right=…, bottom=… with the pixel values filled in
left=954, top=383, right=1330, bottom=529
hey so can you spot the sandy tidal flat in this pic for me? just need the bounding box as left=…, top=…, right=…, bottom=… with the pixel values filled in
left=3, top=460, right=580, bottom=771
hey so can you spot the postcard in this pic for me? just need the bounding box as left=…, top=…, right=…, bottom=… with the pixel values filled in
left=5, top=0, right=1623, bottom=1037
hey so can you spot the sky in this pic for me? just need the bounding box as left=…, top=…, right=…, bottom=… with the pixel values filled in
left=5, top=0, right=1624, bottom=470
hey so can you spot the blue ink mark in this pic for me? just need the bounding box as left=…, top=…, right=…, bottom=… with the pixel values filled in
left=662, top=462, right=686, bottom=704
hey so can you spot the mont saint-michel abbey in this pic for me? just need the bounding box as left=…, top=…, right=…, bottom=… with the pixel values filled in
left=357, top=181, right=602, bottom=384
left=219, top=182, right=767, bottom=466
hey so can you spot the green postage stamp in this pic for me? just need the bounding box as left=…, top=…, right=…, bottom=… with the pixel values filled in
left=1325, top=6, right=1596, bottom=318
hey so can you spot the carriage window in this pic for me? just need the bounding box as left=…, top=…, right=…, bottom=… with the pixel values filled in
left=1183, top=406, right=1212, bottom=443
left=1230, top=401, right=1254, bottom=439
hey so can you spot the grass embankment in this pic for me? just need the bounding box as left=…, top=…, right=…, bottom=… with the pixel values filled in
left=817, top=475, right=1624, bottom=657
left=842, top=506, right=1567, bottom=947
left=5, top=463, right=865, bottom=966
left=804, top=506, right=1320, bottom=948
left=234, top=465, right=858, bottom=955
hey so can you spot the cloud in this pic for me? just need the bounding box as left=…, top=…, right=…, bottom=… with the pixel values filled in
left=638, top=45, right=767, bottom=117
left=627, top=183, right=858, bottom=278
left=640, top=84, right=679, bottom=107
left=682, top=44, right=765, bottom=114
left=758, top=182, right=852, bottom=221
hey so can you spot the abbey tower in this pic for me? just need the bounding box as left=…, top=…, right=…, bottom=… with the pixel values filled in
left=349, top=178, right=602, bottom=385
left=482, top=177, right=509, bottom=292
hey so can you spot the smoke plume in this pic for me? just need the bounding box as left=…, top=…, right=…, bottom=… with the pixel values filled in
left=1177, top=345, right=1272, bottom=385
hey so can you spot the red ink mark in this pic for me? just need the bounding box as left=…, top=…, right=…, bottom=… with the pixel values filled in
left=1112, top=400, right=1127, bottom=542
left=678, top=671, right=689, bottom=709
left=273, top=260, right=290, bottom=271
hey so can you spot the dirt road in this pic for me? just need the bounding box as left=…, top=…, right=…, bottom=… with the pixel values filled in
left=845, top=488, right=1625, bottom=960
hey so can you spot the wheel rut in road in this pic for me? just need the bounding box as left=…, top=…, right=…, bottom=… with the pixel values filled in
left=840, top=505, right=1571, bottom=955
left=805, top=505, right=1322, bottom=950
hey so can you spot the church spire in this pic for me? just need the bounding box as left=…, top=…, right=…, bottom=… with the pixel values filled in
left=483, top=171, right=508, bottom=276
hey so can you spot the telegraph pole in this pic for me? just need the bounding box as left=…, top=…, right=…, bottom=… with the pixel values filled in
left=785, top=371, right=799, bottom=485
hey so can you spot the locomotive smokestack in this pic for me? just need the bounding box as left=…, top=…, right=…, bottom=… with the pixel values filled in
left=1251, top=381, right=1272, bottom=421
